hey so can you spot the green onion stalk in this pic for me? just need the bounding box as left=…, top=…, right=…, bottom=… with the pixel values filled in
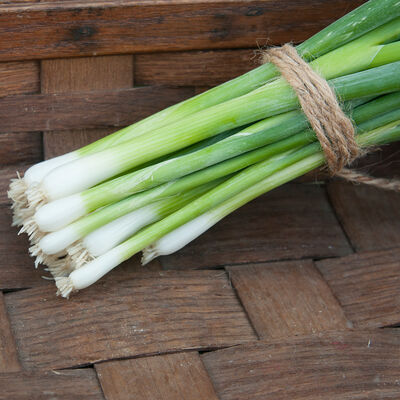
left=28, top=19, right=400, bottom=208
left=55, top=118, right=400, bottom=297
left=33, top=91, right=400, bottom=272
left=8, top=0, right=399, bottom=212
left=29, top=60, right=400, bottom=242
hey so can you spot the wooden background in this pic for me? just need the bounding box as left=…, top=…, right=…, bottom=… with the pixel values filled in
left=1, top=0, right=400, bottom=399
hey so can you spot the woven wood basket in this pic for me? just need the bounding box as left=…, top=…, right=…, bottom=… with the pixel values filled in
left=1, top=1, right=400, bottom=398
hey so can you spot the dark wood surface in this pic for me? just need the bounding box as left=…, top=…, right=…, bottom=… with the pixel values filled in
left=227, top=260, right=349, bottom=339
left=0, top=292, right=20, bottom=372
left=327, top=182, right=400, bottom=252
left=2, top=0, right=400, bottom=398
left=135, top=49, right=255, bottom=87
left=0, top=207, right=47, bottom=290
left=0, top=370, right=105, bottom=400
left=0, top=132, right=42, bottom=165
left=317, top=249, right=400, bottom=329
left=0, top=61, right=39, bottom=97
left=5, top=270, right=256, bottom=370
left=96, top=352, right=219, bottom=400
left=202, top=330, right=400, bottom=400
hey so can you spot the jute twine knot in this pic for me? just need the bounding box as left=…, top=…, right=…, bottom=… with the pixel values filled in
left=262, top=44, right=399, bottom=191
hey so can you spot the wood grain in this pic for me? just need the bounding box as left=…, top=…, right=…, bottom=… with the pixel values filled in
left=227, top=260, right=349, bottom=339
left=0, top=292, right=21, bottom=372
left=0, top=369, right=105, bottom=400
left=0, top=61, right=41, bottom=167
left=0, top=87, right=193, bottom=134
left=202, top=330, right=400, bottom=400
left=96, top=352, right=219, bottom=400
left=41, top=56, right=134, bottom=94
left=41, top=55, right=134, bottom=158
left=160, top=184, right=352, bottom=269
left=5, top=269, right=256, bottom=370
left=327, top=182, right=400, bottom=252
left=0, top=61, right=39, bottom=97
left=317, top=249, right=400, bottom=329
left=0, top=132, right=42, bottom=165
left=0, top=0, right=364, bottom=62
left=0, top=207, right=49, bottom=290
left=135, top=49, right=255, bottom=87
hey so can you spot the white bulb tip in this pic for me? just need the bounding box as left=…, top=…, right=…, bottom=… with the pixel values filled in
left=141, top=245, right=158, bottom=265
left=19, top=217, right=45, bottom=244
left=55, top=277, right=75, bottom=299
left=67, top=241, right=94, bottom=270
left=29, top=244, right=62, bottom=269
left=26, top=183, right=48, bottom=211
left=8, top=174, right=28, bottom=205
left=34, top=195, right=86, bottom=232
left=47, top=258, right=73, bottom=278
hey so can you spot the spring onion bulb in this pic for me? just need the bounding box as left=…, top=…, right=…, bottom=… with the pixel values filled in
left=40, top=180, right=223, bottom=276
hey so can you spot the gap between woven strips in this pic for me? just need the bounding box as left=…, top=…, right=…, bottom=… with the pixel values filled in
left=262, top=43, right=400, bottom=192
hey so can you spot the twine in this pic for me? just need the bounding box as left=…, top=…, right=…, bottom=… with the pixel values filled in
left=262, top=44, right=399, bottom=192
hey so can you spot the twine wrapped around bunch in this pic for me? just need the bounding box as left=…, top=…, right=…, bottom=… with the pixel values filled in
left=263, top=44, right=399, bottom=191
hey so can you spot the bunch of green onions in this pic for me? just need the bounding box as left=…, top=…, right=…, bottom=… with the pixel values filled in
left=8, top=0, right=400, bottom=297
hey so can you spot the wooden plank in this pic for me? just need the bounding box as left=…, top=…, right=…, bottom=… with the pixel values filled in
left=5, top=269, right=256, bottom=370
left=42, top=55, right=134, bottom=158
left=0, top=369, right=105, bottom=400
left=317, top=249, right=400, bottom=329
left=227, top=260, right=349, bottom=339
left=0, top=0, right=364, bottom=62
left=0, top=87, right=193, bottom=133
left=160, top=184, right=352, bottom=270
left=0, top=132, right=42, bottom=165
left=96, top=352, right=219, bottom=400
left=0, top=61, right=42, bottom=167
left=41, top=55, right=134, bottom=93
left=327, top=182, right=400, bottom=252
left=0, top=206, right=48, bottom=290
left=0, top=61, right=39, bottom=97
left=135, top=49, right=255, bottom=87
left=0, top=292, right=21, bottom=372
left=202, top=330, right=400, bottom=400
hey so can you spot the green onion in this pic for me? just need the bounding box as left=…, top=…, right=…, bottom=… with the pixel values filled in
left=56, top=119, right=400, bottom=297
left=40, top=180, right=224, bottom=276
left=32, top=21, right=400, bottom=209
left=7, top=0, right=400, bottom=297
left=31, top=91, right=400, bottom=263
left=15, top=0, right=399, bottom=191
left=31, top=61, right=400, bottom=235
